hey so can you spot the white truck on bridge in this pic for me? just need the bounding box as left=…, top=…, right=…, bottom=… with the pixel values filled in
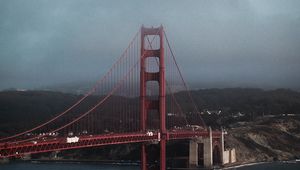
left=66, top=136, right=79, bottom=143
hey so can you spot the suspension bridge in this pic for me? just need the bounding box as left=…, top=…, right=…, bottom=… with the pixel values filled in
left=0, top=26, right=225, bottom=169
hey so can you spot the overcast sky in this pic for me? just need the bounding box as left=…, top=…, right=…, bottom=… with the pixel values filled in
left=0, top=0, right=299, bottom=91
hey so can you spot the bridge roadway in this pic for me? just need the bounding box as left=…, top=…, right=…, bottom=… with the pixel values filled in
left=0, top=130, right=221, bottom=158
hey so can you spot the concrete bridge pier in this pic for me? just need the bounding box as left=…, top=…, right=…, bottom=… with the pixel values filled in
left=189, top=140, right=199, bottom=168
left=189, top=127, right=224, bottom=169
left=203, top=128, right=213, bottom=168
left=0, top=158, right=9, bottom=164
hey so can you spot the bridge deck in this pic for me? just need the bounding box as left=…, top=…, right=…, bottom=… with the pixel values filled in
left=0, top=130, right=221, bottom=158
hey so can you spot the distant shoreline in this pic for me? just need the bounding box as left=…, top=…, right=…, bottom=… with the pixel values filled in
left=222, top=161, right=271, bottom=169
left=223, top=160, right=300, bottom=169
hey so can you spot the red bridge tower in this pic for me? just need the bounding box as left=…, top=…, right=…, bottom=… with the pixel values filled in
left=140, top=25, right=166, bottom=170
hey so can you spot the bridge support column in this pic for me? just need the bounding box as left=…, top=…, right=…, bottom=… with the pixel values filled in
left=203, top=127, right=213, bottom=168
left=141, top=144, right=147, bottom=170
left=0, top=158, right=9, bottom=164
left=189, top=127, right=213, bottom=169
left=221, top=128, right=225, bottom=165
left=189, top=140, right=198, bottom=168
left=160, top=139, right=166, bottom=170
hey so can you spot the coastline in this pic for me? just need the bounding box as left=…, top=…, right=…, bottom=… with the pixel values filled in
left=222, top=160, right=300, bottom=169
left=222, top=161, right=271, bottom=169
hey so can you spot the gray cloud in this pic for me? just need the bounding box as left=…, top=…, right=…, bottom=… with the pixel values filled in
left=0, top=0, right=299, bottom=90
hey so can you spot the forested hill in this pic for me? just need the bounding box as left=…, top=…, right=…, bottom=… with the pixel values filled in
left=0, top=91, right=79, bottom=136
left=188, top=88, right=300, bottom=116
left=0, top=88, right=300, bottom=136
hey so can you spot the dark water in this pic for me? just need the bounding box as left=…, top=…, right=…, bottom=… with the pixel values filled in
left=0, top=162, right=139, bottom=170
left=0, top=162, right=300, bottom=169
left=228, top=161, right=300, bottom=170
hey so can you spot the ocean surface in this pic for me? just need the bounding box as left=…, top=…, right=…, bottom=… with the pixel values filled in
left=0, top=162, right=139, bottom=170
left=0, top=161, right=300, bottom=170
